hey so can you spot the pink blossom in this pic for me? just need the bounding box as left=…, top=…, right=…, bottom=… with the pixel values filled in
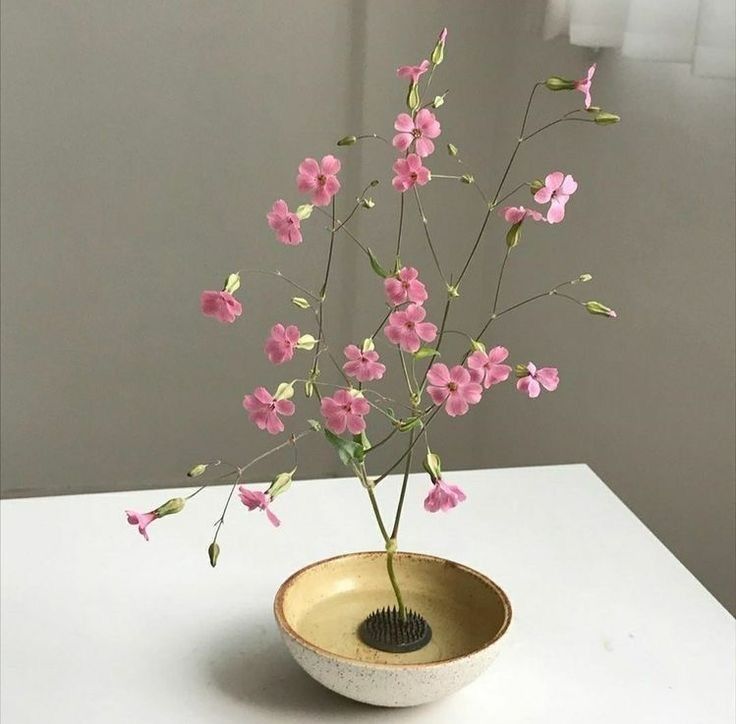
left=239, top=487, right=281, bottom=527
left=342, top=345, right=386, bottom=382
left=264, top=323, right=300, bottom=365
left=384, top=303, right=437, bottom=353
left=384, top=266, right=428, bottom=306
left=424, top=478, right=467, bottom=513
left=516, top=362, right=559, bottom=399
left=392, top=154, right=431, bottom=193
left=575, top=63, right=596, bottom=109
left=125, top=510, right=157, bottom=541
left=243, top=387, right=295, bottom=434
left=467, top=347, right=512, bottom=389
left=200, top=291, right=242, bottom=323
left=397, top=60, right=430, bottom=84
left=393, top=109, right=442, bottom=157
left=267, top=200, right=302, bottom=245
left=320, top=389, right=370, bottom=435
left=502, top=206, right=546, bottom=224
left=297, top=155, right=341, bottom=207
left=533, top=172, right=578, bottom=224
left=426, top=363, right=483, bottom=417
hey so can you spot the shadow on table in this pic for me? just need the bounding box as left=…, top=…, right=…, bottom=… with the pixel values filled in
left=204, top=615, right=419, bottom=720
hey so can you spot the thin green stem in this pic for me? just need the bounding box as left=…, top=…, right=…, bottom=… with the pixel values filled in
left=241, top=270, right=319, bottom=301
left=395, top=192, right=405, bottom=257
left=386, top=551, right=406, bottom=620
left=491, top=247, right=512, bottom=315
left=522, top=117, right=595, bottom=143
left=390, top=429, right=415, bottom=539
left=413, top=187, right=448, bottom=285
left=419, top=296, right=451, bottom=390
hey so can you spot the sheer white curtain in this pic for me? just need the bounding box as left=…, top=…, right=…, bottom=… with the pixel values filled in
left=544, top=0, right=736, bottom=78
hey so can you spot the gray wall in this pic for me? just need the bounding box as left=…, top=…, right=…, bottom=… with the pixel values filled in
left=2, top=2, right=734, bottom=613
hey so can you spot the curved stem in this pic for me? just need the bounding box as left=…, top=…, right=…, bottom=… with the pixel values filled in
left=240, top=269, right=319, bottom=301
left=386, top=551, right=406, bottom=620
left=413, top=187, right=448, bottom=285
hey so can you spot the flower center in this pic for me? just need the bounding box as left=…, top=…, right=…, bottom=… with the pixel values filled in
left=342, top=403, right=352, bottom=412
left=401, top=280, right=410, bottom=290
left=410, top=172, right=417, bottom=181
left=317, top=174, right=327, bottom=187
left=447, top=382, right=458, bottom=392
left=405, top=321, right=415, bottom=330
left=412, top=128, right=422, bottom=138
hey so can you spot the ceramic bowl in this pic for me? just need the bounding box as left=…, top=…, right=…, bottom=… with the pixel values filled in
left=273, top=551, right=512, bottom=707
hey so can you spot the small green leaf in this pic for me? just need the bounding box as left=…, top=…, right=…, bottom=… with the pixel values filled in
left=414, top=347, right=440, bottom=360
left=367, top=248, right=389, bottom=279
left=307, top=418, right=321, bottom=431
left=324, top=429, right=365, bottom=466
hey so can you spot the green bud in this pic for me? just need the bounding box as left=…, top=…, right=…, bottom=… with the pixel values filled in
left=446, top=283, right=460, bottom=298
left=369, top=179, right=380, bottom=187
left=362, top=337, right=375, bottom=353
left=576, top=273, right=593, bottom=283
left=296, top=334, right=317, bottom=350
left=414, top=347, right=440, bottom=360
left=529, top=179, right=545, bottom=194
left=291, top=296, right=310, bottom=310
left=337, top=135, right=357, bottom=146
left=187, top=463, right=208, bottom=478
left=585, top=301, right=618, bottom=318
left=447, top=143, right=459, bottom=157
left=268, top=469, right=296, bottom=499
left=432, top=94, right=445, bottom=108
left=274, top=382, right=295, bottom=401
left=295, top=204, right=313, bottom=220
left=594, top=112, right=620, bottom=126
left=208, top=542, right=220, bottom=568
left=361, top=197, right=375, bottom=209
left=470, top=339, right=486, bottom=353
left=223, top=272, right=241, bottom=294
left=586, top=105, right=602, bottom=114
left=407, top=83, right=420, bottom=113
left=461, top=174, right=475, bottom=185
left=506, top=221, right=523, bottom=248
left=423, top=451, right=442, bottom=480
left=154, top=497, right=186, bottom=518
left=545, top=76, right=576, bottom=91
left=307, top=418, right=321, bottom=431
left=515, top=363, right=530, bottom=378
left=305, top=380, right=314, bottom=398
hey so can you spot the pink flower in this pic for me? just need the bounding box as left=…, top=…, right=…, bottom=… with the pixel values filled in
left=342, top=345, right=386, bottom=382
left=384, top=303, right=437, bottom=353
left=243, top=386, right=295, bottom=434
left=125, top=510, right=157, bottom=541
left=516, top=362, right=559, bottom=399
left=200, top=291, right=242, bottom=323
left=267, top=200, right=302, bottom=246
left=384, top=266, right=428, bottom=306
left=575, top=63, right=596, bottom=109
left=424, top=478, right=466, bottom=513
left=297, top=155, right=341, bottom=207
left=393, top=109, right=441, bottom=157
left=533, top=172, right=578, bottom=224
left=239, top=487, right=281, bottom=527
left=392, top=154, right=431, bottom=193
left=502, top=206, right=546, bottom=224
left=426, top=363, right=483, bottom=417
left=264, top=323, right=300, bottom=365
left=397, top=59, right=430, bottom=84
left=320, top=389, right=370, bottom=435
left=467, top=347, right=512, bottom=389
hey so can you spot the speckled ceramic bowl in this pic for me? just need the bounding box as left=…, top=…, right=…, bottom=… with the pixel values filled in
left=273, top=551, right=512, bottom=707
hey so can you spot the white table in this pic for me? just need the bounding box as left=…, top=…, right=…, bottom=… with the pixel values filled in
left=1, top=464, right=734, bottom=723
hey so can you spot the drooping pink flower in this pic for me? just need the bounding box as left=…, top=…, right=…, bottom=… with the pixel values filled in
left=264, top=323, right=300, bottom=365
left=424, top=477, right=466, bottom=513
left=533, top=172, right=578, bottom=224
left=516, top=362, right=559, bottom=399
left=200, top=291, right=242, bottom=323
left=125, top=510, right=157, bottom=541
left=320, top=389, right=370, bottom=435
left=239, top=487, right=281, bottom=527
left=243, top=387, right=295, bottom=434
left=296, top=155, right=341, bottom=207
left=267, top=199, right=302, bottom=246
left=426, top=363, right=483, bottom=417
left=575, top=63, right=596, bottom=109
left=384, top=266, right=428, bottom=306
left=393, top=109, right=442, bottom=157
left=397, top=59, right=430, bottom=84
left=384, top=303, right=437, bottom=353
left=502, top=206, right=546, bottom=224
left=342, top=345, right=386, bottom=382
left=467, top=347, right=512, bottom=389
left=392, top=154, right=431, bottom=193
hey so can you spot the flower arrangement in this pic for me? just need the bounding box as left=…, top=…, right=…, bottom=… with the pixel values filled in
left=125, top=28, right=619, bottom=618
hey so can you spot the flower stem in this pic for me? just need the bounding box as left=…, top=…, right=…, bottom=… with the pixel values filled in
left=390, top=429, right=415, bottom=540
left=386, top=550, right=406, bottom=621
left=413, top=187, right=448, bottom=285
left=395, top=192, right=405, bottom=257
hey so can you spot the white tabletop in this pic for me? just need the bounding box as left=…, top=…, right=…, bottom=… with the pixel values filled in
left=1, top=464, right=734, bottom=723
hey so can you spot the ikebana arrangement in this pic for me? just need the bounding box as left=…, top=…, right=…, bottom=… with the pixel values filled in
left=125, top=28, right=619, bottom=706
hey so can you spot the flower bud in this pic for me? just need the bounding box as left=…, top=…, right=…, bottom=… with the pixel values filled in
left=506, top=221, right=522, bottom=248
left=407, top=83, right=420, bottom=113
left=268, top=469, right=296, bottom=499
left=362, top=337, right=375, bottom=353
left=461, top=174, right=475, bottom=185
left=423, top=451, right=442, bottom=481
left=446, top=283, right=460, bottom=298
left=337, top=135, right=357, bottom=146
left=291, top=297, right=310, bottom=309
left=274, top=381, right=295, bottom=400
left=187, top=463, right=208, bottom=478
left=470, top=339, right=486, bottom=353
left=545, top=76, right=576, bottom=91
left=594, top=112, right=620, bottom=126
left=431, top=27, right=447, bottom=65
left=585, top=301, right=618, bottom=318
left=154, top=497, right=186, bottom=518
left=361, top=196, right=375, bottom=209
left=515, top=363, right=530, bottom=378
left=208, top=542, right=220, bottom=568
left=369, top=179, right=380, bottom=187
left=585, top=105, right=602, bottom=114
left=305, top=381, right=314, bottom=398
left=432, top=94, right=445, bottom=108
left=529, top=179, right=545, bottom=194
left=447, top=143, right=458, bottom=156
left=296, top=333, right=317, bottom=350
left=295, top=204, right=313, bottom=220
left=307, top=418, right=321, bottom=431
left=223, top=272, right=241, bottom=294
left=577, top=273, right=593, bottom=283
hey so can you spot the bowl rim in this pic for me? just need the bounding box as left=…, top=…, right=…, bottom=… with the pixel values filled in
left=273, top=550, right=512, bottom=669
